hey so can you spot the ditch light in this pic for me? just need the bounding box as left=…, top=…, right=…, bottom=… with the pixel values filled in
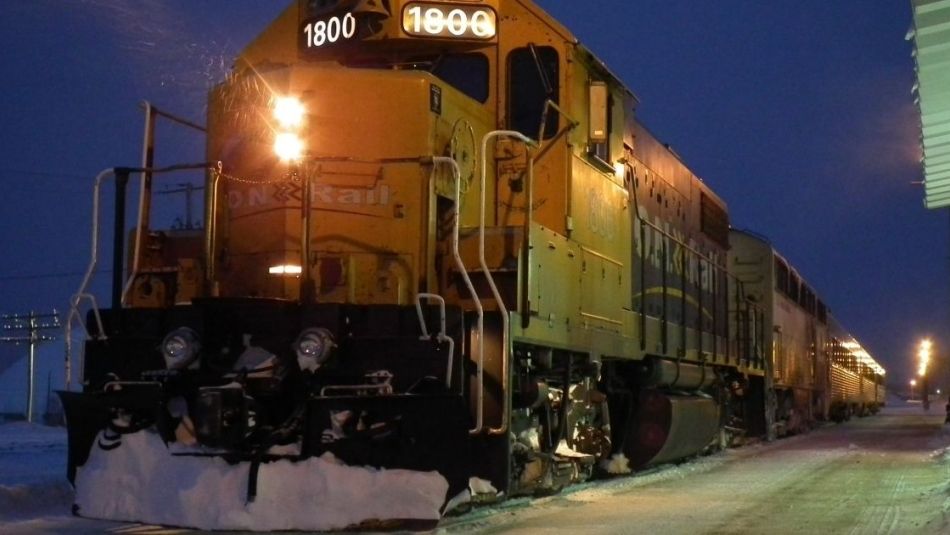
left=273, top=96, right=306, bottom=162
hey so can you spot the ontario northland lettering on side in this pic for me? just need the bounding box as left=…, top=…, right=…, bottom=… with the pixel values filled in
left=228, top=184, right=392, bottom=210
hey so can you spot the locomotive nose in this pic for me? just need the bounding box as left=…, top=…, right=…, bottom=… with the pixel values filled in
left=207, top=65, right=489, bottom=302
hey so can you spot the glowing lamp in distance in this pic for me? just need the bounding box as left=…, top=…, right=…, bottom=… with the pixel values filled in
left=274, top=133, right=304, bottom=162
left=274, top=97, right=306, bottom=129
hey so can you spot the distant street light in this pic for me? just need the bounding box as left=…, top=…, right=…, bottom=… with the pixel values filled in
left=918, top=339, right=932, bottom=377
left=918, top=340, right=933, bottom=411
left=911, top=379, right=918, bottom=401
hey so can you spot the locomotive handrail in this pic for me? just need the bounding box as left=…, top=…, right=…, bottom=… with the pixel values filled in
left=205, top=163, right=222, bottom=293
left=123, top=102, right=207, bottom=306
left=635, top=210, right=725, bottom=269
left=65, top=168, right=120, bottom=389
left=430, top=157, right=484, bottom=433
left=521, top=155, right=535, bottom=330
left=480, top=131, right=536, bottom=435
left=122, top=102, right=155, bottom=307
left=414, top=293, right=455, bottom=390
left=66, top=163, right=211, bottom=390
left=532, top=99, right=578, bottom=164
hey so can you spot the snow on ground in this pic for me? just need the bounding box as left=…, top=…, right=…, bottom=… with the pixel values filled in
left=0, top=422, right=72, bottom=524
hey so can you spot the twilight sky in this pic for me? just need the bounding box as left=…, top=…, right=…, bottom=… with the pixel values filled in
left=0, top=1, right=944, bottom=389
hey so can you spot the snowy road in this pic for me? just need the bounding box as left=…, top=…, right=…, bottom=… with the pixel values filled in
left=3, top=400, right=950, bottom=533
left=443, top=401, right=950, bottom=534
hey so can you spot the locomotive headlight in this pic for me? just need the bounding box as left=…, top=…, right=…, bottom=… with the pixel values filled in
left=162, top=327, right=201, bottom=370
left=274, top=132, right=304, bottom=162
left=273, top=96, right=306, bottom=130
left=294, top=327, right=335, bottom=372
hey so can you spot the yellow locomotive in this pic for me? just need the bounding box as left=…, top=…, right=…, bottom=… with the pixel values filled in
left=60, top=0, right=883, bottom=524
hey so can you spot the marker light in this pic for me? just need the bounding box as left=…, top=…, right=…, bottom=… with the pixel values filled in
left=162, top=327, right=200, bottom=370
left=274, top=97, right=305, bottom=129
left=294, top=327, right=335, bottom=372
left=274, top=132, right=304, bottom=162
left=269, top=264, right=303, bottom=275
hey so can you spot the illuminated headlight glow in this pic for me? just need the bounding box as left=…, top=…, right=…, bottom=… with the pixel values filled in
left=614, top=162, right=626, bottom=179
left=294, top=327, right=335, bottom=372
left=273, top=97, right=306, bottom=129
left=162, top=327, right=200, bottom=370
left=274, top=132, right=304, bottom=162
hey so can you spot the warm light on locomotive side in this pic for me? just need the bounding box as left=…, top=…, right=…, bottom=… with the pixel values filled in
left=272, top=96, right=306, bottom=161
left=273, top=96, right=306, bottom=129
left=274, top=132, right=304, bottom=162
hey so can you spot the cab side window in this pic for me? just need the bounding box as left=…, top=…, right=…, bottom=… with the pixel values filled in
left=508, top=46, right=559, bottom=139
left=431, top=54, right=489, bottom=103
left=406, top=53, right=490, bottom=103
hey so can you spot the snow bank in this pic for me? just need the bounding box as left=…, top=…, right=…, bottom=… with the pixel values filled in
left=74, top=430, right=449, bottom=531
left=0, top=481, right=73, bottom=521
left=0, top=421, right=66, bottom=452
left=0, top=422, right=72, bottom=520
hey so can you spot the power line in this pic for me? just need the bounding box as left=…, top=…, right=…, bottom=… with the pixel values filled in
left=0, top=270, right=111, bottom=283
left=0, top=168, right=91, bottom=181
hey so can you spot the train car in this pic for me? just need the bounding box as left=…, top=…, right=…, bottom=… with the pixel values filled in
left=57, top=0, right=875, bottom=526
left=729, top=229, right=885, bottom=435
left=826, top=321, right=886, bottom=420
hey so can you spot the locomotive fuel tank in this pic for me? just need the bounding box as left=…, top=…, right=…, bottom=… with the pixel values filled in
left=625, top=389, right=720, bottom=470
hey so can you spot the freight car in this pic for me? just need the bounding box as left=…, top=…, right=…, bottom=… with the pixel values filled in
left=729, top=230, right=885, bottom=435
left=59, top=0, right=883, bottom=524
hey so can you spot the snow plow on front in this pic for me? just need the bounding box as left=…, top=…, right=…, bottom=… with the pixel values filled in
left=60, top=0, right=886, bottom=531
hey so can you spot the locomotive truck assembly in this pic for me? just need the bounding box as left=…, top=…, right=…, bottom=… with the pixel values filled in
left=60, top=0, right=886, bottom=523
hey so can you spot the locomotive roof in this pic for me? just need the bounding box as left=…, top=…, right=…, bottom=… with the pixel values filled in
left=730, top=228, right=812, bottom=288
left=631, top=120, right=728, bottom=210
left=236, top=1, right=637, bottom=97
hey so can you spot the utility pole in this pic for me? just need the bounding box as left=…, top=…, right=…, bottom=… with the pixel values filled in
left=1, top=310, right=61, bottom=423
left=157, top=182, right=205, bottom=230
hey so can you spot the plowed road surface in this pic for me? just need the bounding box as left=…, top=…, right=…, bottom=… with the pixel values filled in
left=444, top=400, right=950, bottom=534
